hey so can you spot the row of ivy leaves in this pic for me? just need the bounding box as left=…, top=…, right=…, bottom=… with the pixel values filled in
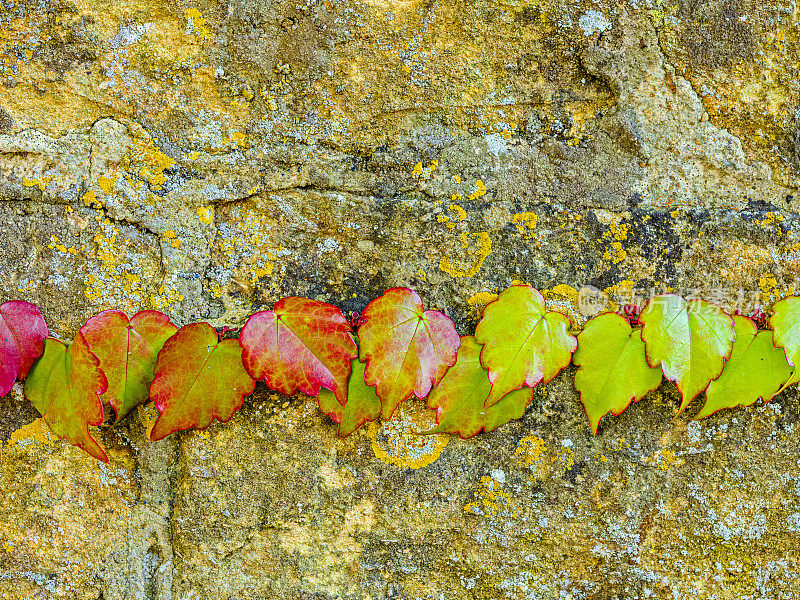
left=1, top=285, right=798, bottom=462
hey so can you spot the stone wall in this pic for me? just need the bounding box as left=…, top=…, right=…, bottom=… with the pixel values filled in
left=1, top=0, right=800, bottom=598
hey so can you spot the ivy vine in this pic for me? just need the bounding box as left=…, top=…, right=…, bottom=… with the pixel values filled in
left=1, top=285, right=798, bottom=462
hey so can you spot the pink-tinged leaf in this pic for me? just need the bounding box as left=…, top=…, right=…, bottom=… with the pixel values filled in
left=426, top=336, right=534, bottom=438
left=573, top=313, right=662, bottom=434
left=0, top=300, right=48, bottom=396
left=357, top=288, right=460, bottom=420
left=240, top=297, right=357, bottom=405
left=474, top=285, right=577, bottom=407
left=24, top=334, right=108, bottom=462
left=695, top=316, right=793, bottom=419
left=81, top=310, right=177, bottom=423
left=639, top=294, right=735, bottom=413
left=769, top=296, right=800, bottom=389
left=149, top=322, right=255, bottom=441
left=319, top=359, right=381, bottom=437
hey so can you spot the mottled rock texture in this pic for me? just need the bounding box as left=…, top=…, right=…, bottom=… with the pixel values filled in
left=2, top=0, right=800, bottom=598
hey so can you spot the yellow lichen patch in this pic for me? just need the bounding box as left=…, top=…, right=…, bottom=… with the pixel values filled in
left=543, top=284, right=579, bottom=305
left=82, top=190, right=103, bottom=209
left=367, top=400, right=448, bottom=469
left=412, top=159, right=438, bottom=179
left=515, top=435, right=575, bottom=480
left=197, top=205, right=214, bottom=224
left=149, top=283, right=186, bottom=312
left=22, top=176, right=51, bottom=191
left=122, top=123, right=176, bottom=191
left=755, top=212, right=784, bottom=230
left=542, top=284, right=583, bottom=328
left=448, top=204, right=467, bottom=222
left=601, top=220, right=629, bottom=265
left=467, top=291, right=498, bottom=318
left=512, top=211, right=538, bottom=238
left=82, top=216, right=160, bottom=313
left=184, top=7, right=213, bottom=40
left=648, top=448, right=686, bottom=471
left=97, top=175, right=117, bottom=195
left=1, top=418, right=59, bottom=457
left=515, top=435, right=547, bottom=467
left=464, top=475, right=519, bottom=518
left=437, top=203, right=468, bottom=229
left=163, top=230, right=181, bottom=248
left=759, top=273, right=778, bottom=294
left=603, top=280, right=640, bottom=309
left=48, top=234, right=78, bottom=256
left=439, top=231, right=492, bottom=278
left=468, top=179, right=487, bottom=201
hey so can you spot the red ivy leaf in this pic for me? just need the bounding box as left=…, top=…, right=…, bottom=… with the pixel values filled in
left=426, top=336, right=534, bottom=438
left=474, top=285, right=577, bottom=407
left=240, top=297, right=357, bottom=405
left=318, top=359, right=381, bottom=437
left=0, top=300, right=48, bottom=396
left=149, top=322, right=255, bottom=441
left=81, top=310, right=177, bottom=423
left=358, top=288, right=460, bottom=420
left=24, top=334, right=108, bottom=462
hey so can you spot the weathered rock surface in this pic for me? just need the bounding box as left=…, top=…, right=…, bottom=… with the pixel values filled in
left=2, top=0, right=800, bottom=597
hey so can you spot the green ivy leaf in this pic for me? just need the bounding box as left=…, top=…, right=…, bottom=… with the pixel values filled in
left=639, top=295, right=735, bottom=412
left=769, top=296, right=800, bottom=389
left=24, top=334, right=108, bottom=462
left=695, top=316, right=793, bottom=419
left=573, top=313, right=662, bottom=434
left=358, top=288, right=460, bottom=420
left=474, top=285, right=576, bottom=407
left=149, top=323, right=255, bottom=441
left=425, top=336, right=534, bottom=438
left=80, top=310, right=177, bottom=423
left=319, top=359, right=381, bottom=437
